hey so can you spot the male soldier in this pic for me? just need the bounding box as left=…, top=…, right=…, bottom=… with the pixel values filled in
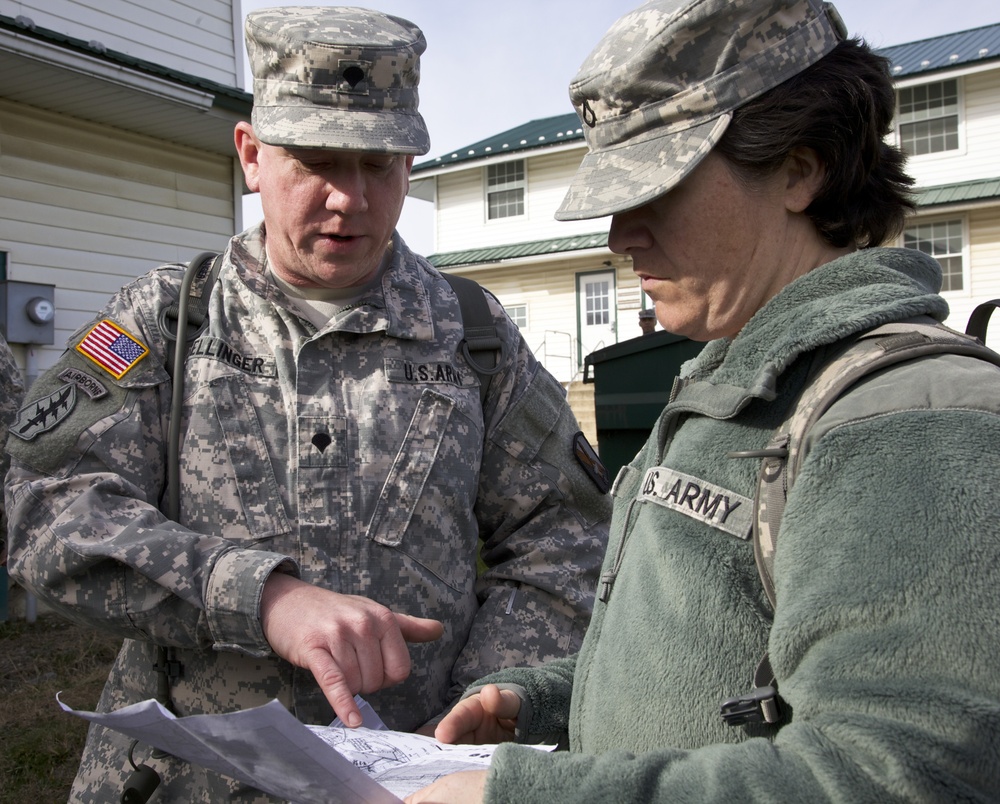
left=5, top=7, right=609, bottom=801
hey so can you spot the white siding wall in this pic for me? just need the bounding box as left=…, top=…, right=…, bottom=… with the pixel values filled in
left=455, top=256, right=637, bottom=382
left=433, top=170, right=483, bottom=251
left=0, top=99, right=237, bottom=375
left=905, top=67, right=1000, bottom=189
left=901, top=64, right=1000, bottom=352
left=433, top=147, right=607, bottom=253
left=434, top=59, right=1000, bottom=374
left=10, top=0, right=239, bottom=86
left=944, top=209, right=1000, bottom=352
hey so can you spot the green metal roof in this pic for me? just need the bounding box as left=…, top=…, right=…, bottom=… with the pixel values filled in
left=915, top=177, right=1000, bottom=207
left=413, top=113, right=582, bottom=174
left=427, top=231, right=608, bottom=268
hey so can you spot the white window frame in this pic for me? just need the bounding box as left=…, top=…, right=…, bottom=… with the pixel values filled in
left=506, top=302, right=528, bottom=330
left=485, top=160, right=526, bottom=221
left=895, top=77, right=964, bottom=160
left=901, top=215, right=969, bottom=296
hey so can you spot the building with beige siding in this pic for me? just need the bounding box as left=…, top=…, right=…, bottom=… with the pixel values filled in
left=410, top=21, right=1000, bottom=400
left=0, top=1, right=250, bottom=383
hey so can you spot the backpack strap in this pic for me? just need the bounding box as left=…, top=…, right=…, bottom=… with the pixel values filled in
left=153, top=251, right=223, bottom=723
left=754, top=320, right=1000, bottom=607
left=441, top=272, right=507, bottom=405
left=159, top=252, right=223, bottom=523
left=966, top=298, right=1000, bottom=344
left=159, top=252, right=223, bottom=376
left=721, top=319, right=1000, bottom=727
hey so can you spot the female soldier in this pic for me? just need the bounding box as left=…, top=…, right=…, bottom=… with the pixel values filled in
left=406, top=0, right=1000, bottom=801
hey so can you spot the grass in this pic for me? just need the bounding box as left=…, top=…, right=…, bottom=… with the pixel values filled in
left=0, top=614, right=121, bottom=804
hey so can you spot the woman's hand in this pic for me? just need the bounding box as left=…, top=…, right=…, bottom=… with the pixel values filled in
left=403, top=770, right=487, bottom=803
left=434, top=684, right=521, bottom=745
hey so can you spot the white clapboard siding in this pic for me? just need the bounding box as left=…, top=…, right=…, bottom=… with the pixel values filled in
left=948, top=211, right=1000, bottom=353
left=0, top=100, right=237, bottom=373
left=17, top=0, right=239, bottom=86
left=528, top=149, right=612, bottom=240
left=434, top=147, right=597, bottom=253
left=433, top=170, right=483, bottom=252
left=451, top=257, right=638, bottom=382
left=905, top=68, right=1000, bottom=190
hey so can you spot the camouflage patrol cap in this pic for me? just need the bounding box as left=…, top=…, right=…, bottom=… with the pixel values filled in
left=245, top=6, right=430, bottom=154
left=555, top=0, right=847, bottom=220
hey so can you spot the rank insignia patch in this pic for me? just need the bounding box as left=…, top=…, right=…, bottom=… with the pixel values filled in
left=76, top=320, right=149, bottom=379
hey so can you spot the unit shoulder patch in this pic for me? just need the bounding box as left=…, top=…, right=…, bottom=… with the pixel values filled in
left=6, top=350, right=131, bottom=475
left=573, top=431, right=611, bottom=493
left=11, top=384, right=77, bottom=441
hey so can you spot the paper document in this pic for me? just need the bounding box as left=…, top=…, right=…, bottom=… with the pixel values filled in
left=58, top=694, right=529, bottom=803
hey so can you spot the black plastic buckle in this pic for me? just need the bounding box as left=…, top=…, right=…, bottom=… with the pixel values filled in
left=152, top=652, right=183, bottom=682
left=720, top=685, right=780, bottom=725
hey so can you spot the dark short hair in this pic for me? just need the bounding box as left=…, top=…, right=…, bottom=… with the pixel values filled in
left=714, top=39, right=915, bottom=249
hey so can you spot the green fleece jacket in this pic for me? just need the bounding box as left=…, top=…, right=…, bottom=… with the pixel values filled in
left=476, top=247, right=1000, bottom=802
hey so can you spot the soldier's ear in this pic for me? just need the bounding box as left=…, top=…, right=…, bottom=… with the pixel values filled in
left=783, top=146, right=825, bottom=214
left=235, top=122, right=263, bottom=192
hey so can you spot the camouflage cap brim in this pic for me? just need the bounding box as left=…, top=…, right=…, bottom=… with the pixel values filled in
left=556, top=0, right=846, bottom=221
left=555, top=114, right=730, bottom=221
left=252, top=106, right=429, bottom=154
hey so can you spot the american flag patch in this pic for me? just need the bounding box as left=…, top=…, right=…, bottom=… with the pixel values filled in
left=75, top=320, right=149, bottom=379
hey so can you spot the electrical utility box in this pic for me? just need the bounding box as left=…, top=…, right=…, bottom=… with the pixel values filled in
left=0, top=280, right=56, bottom=345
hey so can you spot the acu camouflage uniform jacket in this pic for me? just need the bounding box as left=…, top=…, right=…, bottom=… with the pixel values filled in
left=0, top=333, right=24, bottom=564
left=5, top=226, right=609, bottom=802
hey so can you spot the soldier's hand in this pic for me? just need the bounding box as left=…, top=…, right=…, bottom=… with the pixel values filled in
left=434, top=684, right=520, bottom=745
left=260, top=573, right=444, bottom=726
left=404, top=770, right=487, bottom=803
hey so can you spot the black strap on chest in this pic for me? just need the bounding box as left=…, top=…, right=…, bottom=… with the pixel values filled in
left=441, top=272, right=507, bottom=405
left=160, top=252, right=223, bottom=523
left=966, top=298, right=1000, bottom=344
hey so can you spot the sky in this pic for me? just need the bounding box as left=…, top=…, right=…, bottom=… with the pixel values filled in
left=237, top=0, right=1000, bottom=255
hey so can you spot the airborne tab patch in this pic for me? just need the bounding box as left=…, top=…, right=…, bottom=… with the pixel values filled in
left=75, top=320, right=149, bottom=379
left=638, top=467, right=753, bottom=539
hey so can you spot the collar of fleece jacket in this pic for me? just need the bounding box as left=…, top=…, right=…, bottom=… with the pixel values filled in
left=676, top=246, right=947, bottom=412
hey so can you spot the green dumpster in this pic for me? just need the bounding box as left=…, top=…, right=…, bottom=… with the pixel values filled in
left=583, top=330, right=704, bottom=479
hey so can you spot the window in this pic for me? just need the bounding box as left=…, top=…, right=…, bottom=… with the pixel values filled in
left=487, top=161, right=525, bottom=219
left=585, top=279, right=611, bottom=326
left=897, top=79, right=959, bottom=156
left=903, top=219, right=964, bottom=292
left=506, top=304, right=528, bottom=329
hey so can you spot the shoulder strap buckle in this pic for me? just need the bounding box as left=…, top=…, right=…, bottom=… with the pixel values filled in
left=720, top=685, right=781, bottom=725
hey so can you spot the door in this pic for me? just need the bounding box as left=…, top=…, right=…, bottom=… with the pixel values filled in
left=577, top=270, right=617, bottom=369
